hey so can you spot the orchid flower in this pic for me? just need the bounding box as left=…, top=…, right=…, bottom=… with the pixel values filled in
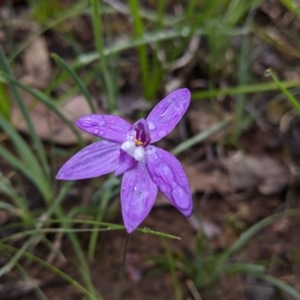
left=56, top=88, right=193, bottom=233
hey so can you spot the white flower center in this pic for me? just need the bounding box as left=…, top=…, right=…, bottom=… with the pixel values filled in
left=121, top=141, right=145, bottom=162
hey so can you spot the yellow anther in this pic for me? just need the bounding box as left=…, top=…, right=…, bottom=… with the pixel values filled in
left=134, top=138, right=143, bottom=146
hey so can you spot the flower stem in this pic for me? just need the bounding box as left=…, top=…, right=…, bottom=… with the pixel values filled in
left=116, top=233, right=131, bottom=300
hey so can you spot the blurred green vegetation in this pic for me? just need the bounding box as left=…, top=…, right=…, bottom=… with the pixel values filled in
left=0, top=0, right=300, bottom=299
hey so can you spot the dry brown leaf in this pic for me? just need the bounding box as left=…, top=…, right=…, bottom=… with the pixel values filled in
left=154, top=161, right=230, bottom=207
left=158, top=152, right=289, bottom=202
left=12, top=92, right=103, bottom=145
left=188, top=215, right=222, bottom=238
left=224, top=151, right=290, bottom=195
left=0, top=278, right=43, bottom=299
left=20, top=36, right=52, bottom=89
left=170, top=35, right=201, bottom=71
left=185, top=162, right=230, bottom=194
left=187, top=110, right=226, bottom=143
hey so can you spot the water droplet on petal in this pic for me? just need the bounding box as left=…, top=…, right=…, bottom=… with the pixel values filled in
left=160, top=184, right=171, bottom=193
left=58, top=172, right=65, bottom=179
left=140, top=191, right=149, bottom=200
left=129, top=181, right=134, bottom=187
left=175, top=103, right=184, bottom=113
left=160, top=185, right=166, bottom=192
left=161, top=163, right=174, bottom=179
left=126, top=224, right=134, bottom=233
left=160, top=106, right=170, bottom=117
left=99, top=130, right=104, bottom=135
left=158, top=130, right=166, bottom=138
left=93, top=127, right=99, bottom=134
left=148, top=121, right=156, bottom=130
left=155, top=163, right=174, bottom=187
left=172, top=185, right=190, bottom=209
left=98, top=118, right=106, bottom=126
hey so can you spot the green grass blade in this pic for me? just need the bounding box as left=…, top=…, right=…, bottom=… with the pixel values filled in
left=0, top=145, right=51, bottom=200
left=172, top=120, right=229, bottom=155
left=90, top=0, right=115, bottom=112
left=0, top=113, right=45, bottom=178
left=55, top=205, right=101, bottom=299
left=104, top=0, right=178, bottom=26
left=73, top=26, right=248, bottom=70
left=1, top=248, right=48, bottom=300
left=192, top=80, right=300, bottom=100
left=233, top=18, right=251, bottom=141
left=50, top=70, right=95, bottom=105
left=51, top=53, right=95, bottom=114
left=0, top=172, right=31, bottom=221
left=203, top=208, right=300, bottom=287
left=24, top=218, right=181, bottom=239
left=137, top=227, right=180, bottom=240
left=223, top=262, right=265, bottom=275
left=0, top=82, right=10, bottom=119
left=161, top=237, right=181, bottom=300
left=216, top=208, right=300, bottom=268
left=225, top=0, right=262, bottom=26
left=1, top=228, right=123, bottom=243
left=0, top=181, right=73, bottom=278
left=129, top=0, right=150, bottom=99
left=280, top=0, right=300, bottom=21
left=88, top=177, right=119, bottom=260
left=0, top=235, right=34, bottom=277
left=42, top=181, right=74, bottom=220
left=9, top=0, right=89, bottom=62
left=0, top=44, right=49, bottom=179
left=0, top=200, right=17, bottom=213
left=267, top=69, right=300, bottom=115
left=0, top=244, right=98, bottom=300
left=0, top=73, right=84, bottom=146
left=254, top=273, right=300, bottom=300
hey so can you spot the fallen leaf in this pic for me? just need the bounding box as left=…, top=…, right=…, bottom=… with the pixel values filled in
left=224, top=152, right=290, bottom=195
left=12, top=92, right=103, bottom=145
left=188, top=215, right=222, bottom=238
left=185, top=161, right=230, bottom=194
left=187, top=110, right=226, bottom=143
left=20, top=36, right=52, bottom=89
left=0, top=278, right=43, bottom=299
left=166, top=151, right=289, bottom=200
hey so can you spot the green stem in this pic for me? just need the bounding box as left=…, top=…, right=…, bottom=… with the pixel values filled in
left=161, top=237, right=181, bottom=300
left=116, top=233, right=131, bottom=300
left=267, top=68, right=300, bottom=114
left=90, top=0, right=115, bottom=112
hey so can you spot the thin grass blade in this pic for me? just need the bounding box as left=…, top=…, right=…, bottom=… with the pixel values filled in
left=267, top=69, right=300, bottom=115
left=51, top=53, right=95, bottom=113
left=0, top=44, right=49, bottom=178
left=0, top=73, right=84, bottom=146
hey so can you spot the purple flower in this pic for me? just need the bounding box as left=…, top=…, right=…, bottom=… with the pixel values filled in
left=56, top=88, right=193, bottom=233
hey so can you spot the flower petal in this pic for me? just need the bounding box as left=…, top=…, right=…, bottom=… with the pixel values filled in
left=114, top=150, right=137, bottom=176
left=56, top=140, right=120, bottom=180
left=145, top=146, right=192, bottom=216
left=121, top=162, right=158, bottom=233
left=76, top=114, right=132, bottom=143
left=146, top=88, right=191, bottom=143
